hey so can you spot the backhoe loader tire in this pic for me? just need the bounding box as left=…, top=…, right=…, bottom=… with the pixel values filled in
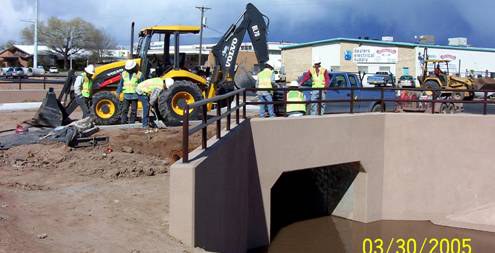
left=159, top=80, right=203, bottom=126
left=424, top=81, right=441, bottom=98
left=92, top=91, right=120, bottom=125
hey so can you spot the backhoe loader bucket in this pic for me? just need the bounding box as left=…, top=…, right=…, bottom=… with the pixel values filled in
left=31, top=88, right=71, bottom=127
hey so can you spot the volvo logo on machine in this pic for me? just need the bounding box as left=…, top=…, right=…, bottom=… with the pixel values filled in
left=225, top=38, right=238, bottom=67
left=251, top=25, right=260, bottom=37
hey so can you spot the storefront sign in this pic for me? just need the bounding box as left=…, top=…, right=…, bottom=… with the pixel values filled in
left=353, top=46, right=398, bottom=63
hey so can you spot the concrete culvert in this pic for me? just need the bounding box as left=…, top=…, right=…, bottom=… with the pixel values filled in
left=270, top=162, right=362, bottom=238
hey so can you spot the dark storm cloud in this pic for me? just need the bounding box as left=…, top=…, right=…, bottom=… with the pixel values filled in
left=1, top=0, right=494, bottom=47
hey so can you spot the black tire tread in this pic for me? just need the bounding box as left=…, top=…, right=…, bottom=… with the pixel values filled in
left=158, top=80, right=203, bottom=126
left=92, top=91, right=120, bottom=125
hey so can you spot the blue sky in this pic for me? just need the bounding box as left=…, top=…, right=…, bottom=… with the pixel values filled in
left=1, top=0, right=494, bottom=48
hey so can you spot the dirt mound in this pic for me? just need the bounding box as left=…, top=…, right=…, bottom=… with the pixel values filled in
left=102, top=126, right=215, bottom=162
left=0, top=142, right=170, bottom=183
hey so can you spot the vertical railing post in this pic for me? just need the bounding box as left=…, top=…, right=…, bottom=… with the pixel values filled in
left=317, top=89, right=322, bottom=115
left=182, top=104, right=190, bottom=163
left=43, top=74, right=46, bottom=90
left=242, top=89, right=247, bottom=119
left=226, top=97, right=231, bottom=131
left=202, top=104, right=207, bottom=149
left=216, top=101, right=221, bottom=139
left=483, top=91, right=488, bottom=115
left=431, top=92, right=435, bottom=114
left=18, top=78, right=22, bottom=90
left=350, top=88, right=354, bottom=114
left=283, top=88, right=288, bottom=117
left=380, top=87, right=385, bottom=112
left=235, top=92, right=240, bottom=124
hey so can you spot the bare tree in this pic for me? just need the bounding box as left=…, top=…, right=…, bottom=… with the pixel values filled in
left=88, top=28, right=116, bottom=63
left=1, top=40, right=17, bottom=50
left=22, top=17, right=101, bottom=69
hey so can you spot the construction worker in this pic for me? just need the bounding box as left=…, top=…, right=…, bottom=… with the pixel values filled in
left=117, top=60, right=142, bottom=124
left=73, top=64, right=95, bottom=118
left=286, top=81, right=306, bottom=117
left=299, top=59, right=330, bottom=115
left=136, top=77, right=168, bottom=128
left=256, top=63, right=276, bottom=117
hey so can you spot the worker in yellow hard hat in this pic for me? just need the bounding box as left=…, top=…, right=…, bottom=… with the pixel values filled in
left=117, top=60, right=142, bottom=124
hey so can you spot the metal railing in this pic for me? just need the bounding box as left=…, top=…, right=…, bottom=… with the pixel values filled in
left=246, top=86, right=495, bottom=115
left=181, top=86, right=495, bottom=162
left=0, top=74, right=68, bottom=90
left=182, top=88, right=246, bottom=162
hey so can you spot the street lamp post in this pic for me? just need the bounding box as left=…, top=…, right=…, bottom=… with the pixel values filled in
left=20, top=0, right=38, bottom=69
left=196, top=6, right=210, bottom=66
left=34, top=0, right=38, bottom=69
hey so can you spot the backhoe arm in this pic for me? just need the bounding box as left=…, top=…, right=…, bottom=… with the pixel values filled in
left=210, top=3, right=269, bottom=89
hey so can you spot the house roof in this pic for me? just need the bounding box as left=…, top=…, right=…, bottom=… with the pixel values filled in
left=281, top=38, right=495, bottom=53
left=13, top=45, right=53, bottom=56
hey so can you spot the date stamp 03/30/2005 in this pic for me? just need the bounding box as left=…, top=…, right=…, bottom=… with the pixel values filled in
left=362, top=237, right=473, bottom=253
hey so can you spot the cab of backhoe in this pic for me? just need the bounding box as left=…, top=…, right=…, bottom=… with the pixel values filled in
left=135, top=25, right=207, bottom=83
left=422, top=59, right=450, bottom=87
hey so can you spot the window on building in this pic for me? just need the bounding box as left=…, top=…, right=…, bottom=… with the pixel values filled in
left=358, top=66, right=368, bottom=74
left=379, top=66, right=391, bottom=73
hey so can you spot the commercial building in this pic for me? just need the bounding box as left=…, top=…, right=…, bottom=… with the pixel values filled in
left=146, top=41, right=291, bottom=71
left=281, top=38, right=495, bottom=84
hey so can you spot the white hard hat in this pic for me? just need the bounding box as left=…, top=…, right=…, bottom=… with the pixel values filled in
left=125, top=60, right=137, bottom=70
left=165, top=78, right=174, bottom=89
left=84, top=64, right=95, bottom=75
left=288, top=81, right=299, bottom=87
left=313, top=58, right=322, bottom=65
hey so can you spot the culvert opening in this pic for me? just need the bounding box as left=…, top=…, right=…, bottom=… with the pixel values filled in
left=270, top=161, right=362, bottom=238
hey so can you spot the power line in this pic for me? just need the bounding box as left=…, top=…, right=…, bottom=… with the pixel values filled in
left=196, top=6, right=211, bottom=65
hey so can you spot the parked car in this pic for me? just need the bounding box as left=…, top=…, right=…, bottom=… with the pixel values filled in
left=0, top=67, right=9, bottom=77
left=273, top=72, right=397, bottom=115
left=367, top=72, right=396, bottom=87
left=49, top=66, right=59, bottom=73
left=32, top=66, right=46, bottom=76
left=398, top=75, right=415, bottom=88
left=4, top=68, right=14, bottom=78
left=12, top=67, right=26, bottom=79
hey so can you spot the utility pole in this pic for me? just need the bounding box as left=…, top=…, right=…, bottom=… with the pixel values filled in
left=34, top=0, right=38, bottom=69
left=196, top=6, right=210, bottom=66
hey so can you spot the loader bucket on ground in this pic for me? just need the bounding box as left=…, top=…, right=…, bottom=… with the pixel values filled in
left=30, top=88, right=71, bottom=127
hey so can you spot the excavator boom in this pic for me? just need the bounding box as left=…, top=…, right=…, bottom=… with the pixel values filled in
left=211, top=3, right=269, bottom=87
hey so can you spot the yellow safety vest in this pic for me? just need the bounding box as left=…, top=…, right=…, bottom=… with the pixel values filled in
left=137, top=78, right=164, bottom=95
left=286, top=90, right=306, bottom=113
left=310, top=67, right=326, bottom=88
left=257, top=68, right=273, bottom=89
left=121, top=71, right=142, bottom=94
left=81, top=72, right=92, bottom=98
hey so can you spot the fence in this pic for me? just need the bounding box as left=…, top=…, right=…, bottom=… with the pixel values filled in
left=181, top=86, right=495, bottom=162
left=0, top=74, right=68, bottom=90
left=182, top=88, right=246, bottom=162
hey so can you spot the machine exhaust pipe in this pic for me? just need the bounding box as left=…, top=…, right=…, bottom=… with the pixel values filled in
left=130, top=21, right=135, bottom=58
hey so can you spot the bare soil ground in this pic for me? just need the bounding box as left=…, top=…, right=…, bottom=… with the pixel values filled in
left=0, top=110, right=215, bottom=253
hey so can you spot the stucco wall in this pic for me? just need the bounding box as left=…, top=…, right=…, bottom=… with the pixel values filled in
left=281, top=46, right=312, bottom=82
left=169, top=113, right=495, bottom=252
left=396, top=47, right=416, bottom=77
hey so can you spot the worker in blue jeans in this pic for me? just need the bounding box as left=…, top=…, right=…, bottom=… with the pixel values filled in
left=299, top=60, right=330, bottom=115
left=256, top=63, right=276, bottom=117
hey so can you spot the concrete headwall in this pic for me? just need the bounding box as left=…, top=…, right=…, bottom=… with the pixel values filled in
left=169, top=114, right=495, bottom=252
